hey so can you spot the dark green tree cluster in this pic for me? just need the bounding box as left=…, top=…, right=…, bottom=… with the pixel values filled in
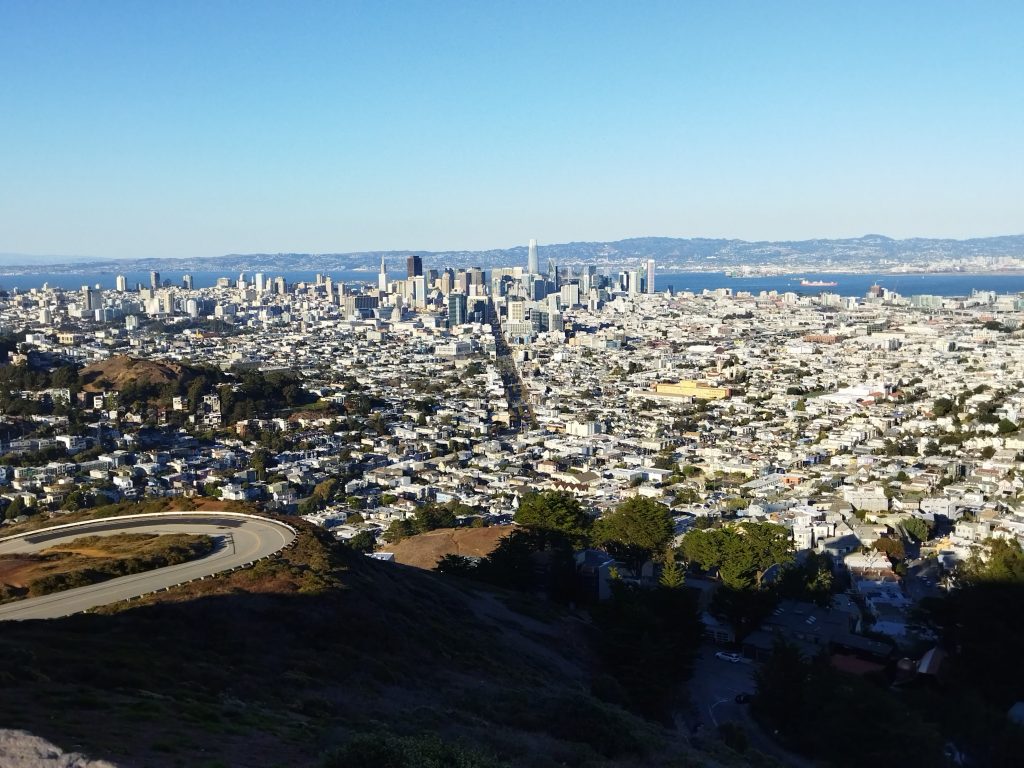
left=514, top=490, right=593, bottom=547
left=959, top=538, right=1024, bottom=585
left=592, top=497, right=675, bottom=574
left=900, top=516, right=932, bottom=543
left=383, top=501, right=472, bottom=543
left=298, top=478, right=341, bottom=514
left=591, top=581, right=702, bottom=720
left=912, top=539, right=1024, bottom=765
left=778, top=551, right=834, bottom=606
left=752, top=643, right=945, bottom=768
left=677, top=522, right=793, bottom=589
left=0, top=362, right=81, bottom=416
left=342, top=529, right=377, bottom=554
left=436, top=492, right=675, bottom=603
left=677, top=522, right=807, bottom=636
left=871, top=535, right=905, bottom=562
left=219, top=369, right=316, bottom=424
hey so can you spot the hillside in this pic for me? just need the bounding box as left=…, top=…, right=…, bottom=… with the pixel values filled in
left=78, top=355, right=197, bottom=394
left=385, top=524, right=514, bottom=569
left=0, top=514, right=755, bottom=768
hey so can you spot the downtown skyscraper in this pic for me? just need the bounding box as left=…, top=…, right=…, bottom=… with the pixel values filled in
left=527, top=238, right=539, bottom=275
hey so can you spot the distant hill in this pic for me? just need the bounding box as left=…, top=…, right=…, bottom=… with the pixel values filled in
left=6, top=233, right=1024, bottom=274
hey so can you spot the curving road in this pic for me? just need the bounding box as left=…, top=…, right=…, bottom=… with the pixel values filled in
left=0, top=513, right=296, bottom=621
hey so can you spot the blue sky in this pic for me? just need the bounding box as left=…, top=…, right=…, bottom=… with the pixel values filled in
left=1, top=0, right=1022, bottom=259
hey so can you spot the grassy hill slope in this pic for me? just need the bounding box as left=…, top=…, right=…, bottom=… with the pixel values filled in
left=0, top=517, right=755, bottom=768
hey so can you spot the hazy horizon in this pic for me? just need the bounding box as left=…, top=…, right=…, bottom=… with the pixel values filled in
left=4, top=231, right=1024, bottom=266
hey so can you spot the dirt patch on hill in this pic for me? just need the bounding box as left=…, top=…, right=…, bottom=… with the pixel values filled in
left=78, top=355, right=195, bottom=394
left=0, top=558, right=35, bottom=588
left=384, top=525, right=514, bottom=569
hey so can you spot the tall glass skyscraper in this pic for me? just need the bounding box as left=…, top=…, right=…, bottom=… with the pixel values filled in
left=527, top=238, right=539, bottom=275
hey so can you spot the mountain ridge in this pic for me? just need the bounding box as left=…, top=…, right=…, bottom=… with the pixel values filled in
left=3, top=233, right=1024, bottom=274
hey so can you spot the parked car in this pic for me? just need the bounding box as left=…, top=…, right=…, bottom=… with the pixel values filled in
left=715, top=651, right=742, bottom=663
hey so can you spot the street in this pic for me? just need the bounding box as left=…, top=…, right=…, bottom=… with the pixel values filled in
left=683, top=644, right=814, bottom=767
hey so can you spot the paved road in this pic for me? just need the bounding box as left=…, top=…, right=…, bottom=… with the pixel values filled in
left=685, top=644, right=814, bottom=767
left=0, top=513, right=295, bottom=621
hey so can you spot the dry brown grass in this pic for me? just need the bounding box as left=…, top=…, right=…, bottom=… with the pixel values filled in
left=0, top=533, right=214, bottom=598
left=385, top=525, right=514, bottom=569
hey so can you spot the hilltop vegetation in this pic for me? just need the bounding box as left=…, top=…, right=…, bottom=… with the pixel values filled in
left=0, top=510, right=753, bottom=768
left=0, top=533, right=214, bottom=602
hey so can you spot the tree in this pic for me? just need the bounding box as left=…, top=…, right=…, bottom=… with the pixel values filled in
left=61, top=489, right=95, bottom=512
left=250, top=448, right=273, bottom=481
left=186, top=376, right=207, bottom=411
left=659, top=552, right=685, bottom=588
left=678, top=522, right=793, bottom=589
left=872, top=536, right=905, bottom=561
left=900, top=516, right=931, bottom=543
left=344, top=530, right=376, bottom=554
left=514, top=490, right=591, bottom=545
left=779, top=551, right=834, bottom=606
left=932, top=397, right=954, bottom=418
left=960, top=538, right=1024, bottom=584
left=435, top=554, right=477, bottom=577
left=4, top=495, right=26, bottom=520
left=383, top=518, right=416, bottom=544
left=413, top=503, right=457, bottom=533
left=593, top=497, right=673, bottom=574
left=474, top=529, right=539, bottom=592
left=752, top=641, right=945, bottom=767
left=591, top=581, right=702, bottom=718
left=999, top=418, right=1018, bottom=435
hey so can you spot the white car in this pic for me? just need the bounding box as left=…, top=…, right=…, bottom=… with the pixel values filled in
left=715, top=651, right=742, bottom=663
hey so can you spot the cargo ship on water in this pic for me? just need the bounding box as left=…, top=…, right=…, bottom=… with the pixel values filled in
left=799, top=278, right=838, bottom=287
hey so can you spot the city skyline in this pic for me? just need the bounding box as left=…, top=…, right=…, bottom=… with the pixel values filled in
left=2, top=1, right=1022, bottom=259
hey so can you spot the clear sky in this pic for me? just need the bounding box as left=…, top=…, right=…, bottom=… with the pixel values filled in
left=1, top=0, right=1022, bottom=259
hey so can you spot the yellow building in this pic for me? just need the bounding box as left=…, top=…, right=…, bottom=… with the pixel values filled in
left=653, top=380, right=731, bottom=400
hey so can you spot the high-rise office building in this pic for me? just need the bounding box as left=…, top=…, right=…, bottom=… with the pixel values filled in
left=81, top=286, right=99, bottom=311
left=527, top=238, right=539, bottom=275
left=412, top=275, right=426, bottom=308
left=547, top=258, right=559, bottom=290
left=448, top=292, right=467, bottom=327
left=646, top=259, right=655, bottom=294
left=508, top=298, right=526, bottom=323
left=182, top=274, right=194, bottom=290
left=580, top=265, right=596, bottom=294
left=407, top=254, right=423, bottom=279
left=149, top=271, right=161, bottom=290
left=378, top=256, right=388, bottom=291
left=115, top=274, right=127, bottom=292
